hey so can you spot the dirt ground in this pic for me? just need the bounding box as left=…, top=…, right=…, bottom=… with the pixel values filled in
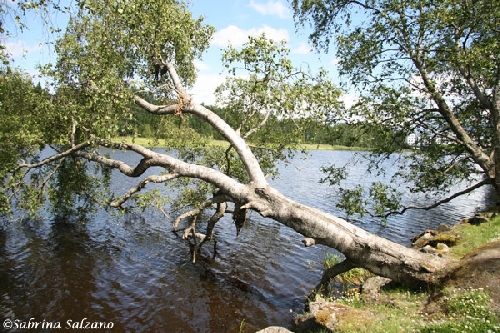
left=447, top=239, right=500, bottom=305
left=426, top=239, right=500, bottom=313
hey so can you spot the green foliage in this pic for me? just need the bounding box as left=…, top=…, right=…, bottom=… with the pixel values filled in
left=47, top=155, right=111, bottom=221
left=369, top=182, right=400, bottom=217
left=0, top=69, right=54, bottom=214
left=0, top=69, right=58, bottom=151
left=1, top=1, right=218, bottom=217
left=217, top=34, right=341, bottom=145
left=337, top=185, right=367, bottom=219
left=292, top=0, right=500, bottom=218
left=44, top=0, right=214, bottom=142
left=212, top=34, right=342, bottom=181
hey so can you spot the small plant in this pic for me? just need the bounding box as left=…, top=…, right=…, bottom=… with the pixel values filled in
left=337, top=267, right=373, bottom=286
left=421, top=288, right=500, bottom=333
left=238, top=318, right=245, bottom=333
left=323, top=252, right=342, bottom=269
left=321, top=251, right=374, bottom=298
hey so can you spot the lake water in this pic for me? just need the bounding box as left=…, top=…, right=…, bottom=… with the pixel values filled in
left=0, top=150, right=493, bottom=332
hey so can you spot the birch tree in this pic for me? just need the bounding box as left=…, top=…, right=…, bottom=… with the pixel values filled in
left=291, top=0, right=500, bottom=218
left=1, top=0, right=458, bottom=290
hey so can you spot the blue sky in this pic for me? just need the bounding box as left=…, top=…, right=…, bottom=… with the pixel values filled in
left=187, top=0, right=344, bottom=105
left=3, top=0, right=355, bottom=106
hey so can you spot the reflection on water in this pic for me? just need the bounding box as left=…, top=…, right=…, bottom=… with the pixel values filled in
left=0, top=150, right=493, bottom=332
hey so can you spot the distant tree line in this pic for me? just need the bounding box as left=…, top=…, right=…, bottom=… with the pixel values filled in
left=125, top=102, right=408, bottom=149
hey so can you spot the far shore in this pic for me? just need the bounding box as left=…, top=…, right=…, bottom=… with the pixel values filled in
left=112, top=136, right=365, bottom=151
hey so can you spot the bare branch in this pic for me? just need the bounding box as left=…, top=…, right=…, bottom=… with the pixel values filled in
left=110, top=173, right=180, bottom=208
left=173, top=194, right=230, bottom=229
left=373, top=178, right=492, bottom=218
left=242, top=108, right=272, bottom=140
left=73, top=149, right=156, bottom=178
left=16, top=142, right=91, bottom=171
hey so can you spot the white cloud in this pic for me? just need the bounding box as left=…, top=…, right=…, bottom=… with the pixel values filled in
left=293, top=41, right=312, bottom=55
left=194, top=59, right=210, bottom=71
left=339, top=93, right=359, bottom=109
left=212, top=24, right=289, bottom=47
left=188, top=73, right=226, bottom=106
left=5, top=40, right=43, bottom=58
left=330, top=57, right=340, bottom=66
left=249, top=0, right=291, bottom=19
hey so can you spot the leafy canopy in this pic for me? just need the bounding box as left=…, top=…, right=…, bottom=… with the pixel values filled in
left=292, top=0, right=500, bottom=219
left=1, top=1, right=345, bottom=220
left=45, top=0, right=214, bottom=141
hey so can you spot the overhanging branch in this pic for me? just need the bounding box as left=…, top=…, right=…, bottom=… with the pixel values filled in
left=133, top=62, right=268, bottom=188
left=376, top=178, right=492, bottom=218
left=16, top=142, right=91, bottom=171
left=110, top=173, right=180, bottom=208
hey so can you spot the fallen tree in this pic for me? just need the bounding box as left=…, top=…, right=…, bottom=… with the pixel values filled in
left=2, top=0, right=459, bottom=293
left=14, top=58, right=458, bottom=289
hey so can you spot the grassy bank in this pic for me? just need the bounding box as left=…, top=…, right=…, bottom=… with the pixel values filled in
left=112, top=136, right=362, bottom=151
left=306, top=216, right=500, bottom=333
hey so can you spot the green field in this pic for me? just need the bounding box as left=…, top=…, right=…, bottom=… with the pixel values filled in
left=112, top=136, right=361, bottom=151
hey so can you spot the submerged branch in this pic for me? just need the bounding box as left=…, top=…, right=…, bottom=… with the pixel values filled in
left=197, top=201, right=227, bottom=254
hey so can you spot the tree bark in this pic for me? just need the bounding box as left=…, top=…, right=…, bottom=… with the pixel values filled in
left=75, top=61, right=459, bottom=289
left=240, top=185, right=458, bottom=287
left=76, top=138, right=457, bottom=287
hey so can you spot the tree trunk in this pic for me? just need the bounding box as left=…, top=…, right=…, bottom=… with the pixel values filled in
left=92, top=63, right=458, bottom=289
left=130, top=62, right=459, bottom=288
left=240, top=184, right=458, bottom=287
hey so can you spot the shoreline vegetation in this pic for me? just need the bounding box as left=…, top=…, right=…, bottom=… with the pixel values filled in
left=112, top=136, right=365, bottom=151
left=291, top=212, right=500, bottom=333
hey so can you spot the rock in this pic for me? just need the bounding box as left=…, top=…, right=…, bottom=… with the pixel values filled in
left=293, top=312, right=325, bottom=333
left=468, top=216, right=489, bottom=225
left=420, top=245, right=435, bottom=254
left=412, top=230, right=438, bottom=247
left=420, top=243, right=451, bottom=255
left=435, top=243, right=450, bottom=254
left=256, top=326, right=293, bottom=333
left=462, top=212, right=496, bottom=225
left=436, top=224, right=451, bottom=233
left=413, top=230, right=459, bottom=249
left=361, top=276, right=392, bottom=300
left=428, top=232, right=459, bottom=246
left=294, top=300, right=376, bottom=332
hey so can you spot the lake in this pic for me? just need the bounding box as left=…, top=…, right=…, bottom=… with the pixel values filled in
left=0, top=150, right=492, bottom=332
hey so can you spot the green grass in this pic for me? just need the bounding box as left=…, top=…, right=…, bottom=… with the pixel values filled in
left=421, top=288, right=500, bottom=333
left=309, top=215, right=500, bottom=333
left=448, top=215, right=500, bottom=258
left=329, top=287, right=499, bottom=333
left=332, top=289, right=428, bottom=333
left=112, top=136, right=362, bottom=151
